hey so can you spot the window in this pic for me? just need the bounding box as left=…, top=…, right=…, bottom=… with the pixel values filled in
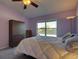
left=37, top=21, right=57, bottom=37
left=37, top=22, right=45, bottom=36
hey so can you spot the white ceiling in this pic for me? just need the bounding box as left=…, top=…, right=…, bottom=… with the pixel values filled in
left=0, top=0, right=77, bottom=18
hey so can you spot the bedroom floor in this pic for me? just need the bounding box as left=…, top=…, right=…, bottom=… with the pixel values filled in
left=0, top=48, right=30, bottom=59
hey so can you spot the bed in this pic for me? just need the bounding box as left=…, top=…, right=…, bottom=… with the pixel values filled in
left=15, top=36, right=78, bottom=59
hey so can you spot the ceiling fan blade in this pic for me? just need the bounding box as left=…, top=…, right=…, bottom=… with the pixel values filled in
left=24, top=5, right=27, bottom=9
left=12, top=0, right=22, bottom=1
left=31, top=1, right=38, bottom=8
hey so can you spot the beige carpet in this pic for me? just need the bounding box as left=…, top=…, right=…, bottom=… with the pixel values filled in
left=0, top=48, right=36, bottom=59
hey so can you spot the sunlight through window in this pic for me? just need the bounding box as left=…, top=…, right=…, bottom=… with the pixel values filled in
left=37, top=21, right=57, bottom=37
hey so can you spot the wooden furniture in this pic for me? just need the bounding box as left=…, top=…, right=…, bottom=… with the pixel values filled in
left=26, top=30, right=32, bottom=38
left=9, top=20, right=26, bottom=47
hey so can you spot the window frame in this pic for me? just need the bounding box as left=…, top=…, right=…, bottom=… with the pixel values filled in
left=37, top=20, right=57, bottom=37
left=37, top=22, right=46, bottom=36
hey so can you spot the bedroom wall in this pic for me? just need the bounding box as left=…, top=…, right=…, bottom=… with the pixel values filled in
left=28, top=9, right=77, bottom=37
left=0, top=4, right=29, bottom=49
left=71, top=17, right=78, bottom=34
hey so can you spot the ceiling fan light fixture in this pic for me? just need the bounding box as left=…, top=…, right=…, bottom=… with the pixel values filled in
left=23, top=0, right=31, bottom=5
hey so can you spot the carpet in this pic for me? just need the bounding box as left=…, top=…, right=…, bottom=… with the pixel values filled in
left=0, top=48, right=36, bottom=59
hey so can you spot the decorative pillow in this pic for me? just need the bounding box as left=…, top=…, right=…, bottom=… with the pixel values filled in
left=65, top=36, right=78, bottom=52
left=62, top=32, right=75, bottom=43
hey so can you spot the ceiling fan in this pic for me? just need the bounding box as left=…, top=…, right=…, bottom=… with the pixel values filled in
left=12, top=0, right=39, bottom=9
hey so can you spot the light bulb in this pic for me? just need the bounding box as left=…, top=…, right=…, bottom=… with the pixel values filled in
left=23, top=0, right=31, bottom=5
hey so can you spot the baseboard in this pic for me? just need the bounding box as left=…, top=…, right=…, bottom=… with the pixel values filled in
left=0, top=45, right=9, bottom=50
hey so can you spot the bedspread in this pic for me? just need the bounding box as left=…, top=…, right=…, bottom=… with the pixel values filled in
left=15, top=37, right=77, bottom=59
